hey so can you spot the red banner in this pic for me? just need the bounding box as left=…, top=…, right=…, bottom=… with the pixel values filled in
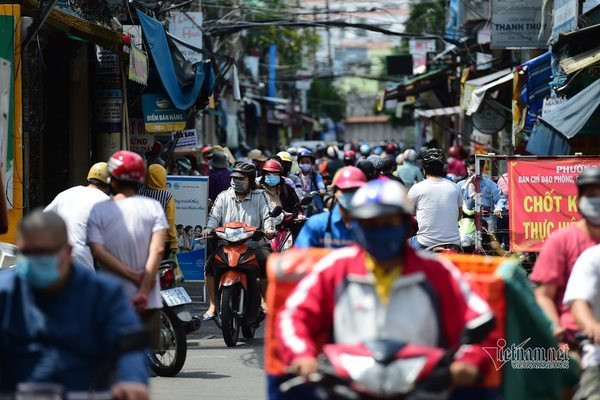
left=508, top=158, right=600, bottom=252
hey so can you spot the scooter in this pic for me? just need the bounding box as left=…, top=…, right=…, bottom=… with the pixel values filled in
left=281, top=313, right=495, bottom=400
left=148, top=260, right=201, bottom=377
left=211, top=207, right=283, bottom=347
left=270, top=196, right=313, bottom=253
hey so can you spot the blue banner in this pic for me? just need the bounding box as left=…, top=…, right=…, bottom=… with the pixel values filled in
left=268, top=44, right=277, bottom=98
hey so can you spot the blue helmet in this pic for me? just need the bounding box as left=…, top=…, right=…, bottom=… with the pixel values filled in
left=359, top=144, right=371, bottom=156
left=350, top=179, right=414, bottom=219
left=297, top=148, right=314, bottom=161
left=373, top=146, right=383, bottom=155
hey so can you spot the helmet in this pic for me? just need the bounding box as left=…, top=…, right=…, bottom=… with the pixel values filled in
left=367, top=154, right=385, bottom=171
left=343, top=150, right=356, bottom=165
left=403, top=149, right=418, bottom=162
left=395, top=154, right=404, bottom=165
left=201, top=145, right=213, bottom=155
left=357, top=160, right=376, bottom=181
left=277, top=151, right=293, bottom=163
left=175, top=157, right=192, bottom=172
left=287, top=147, right=297, bottom=156
left=231, top=162, right=257, bottom=181
left=385, top=143, right=397, bottom=154
left=108, top=151, right=146, bottom=183
left=297, top=148, right=314, bottom=161
left=448, top=145, right=462, bottom=159
left=262, top=159, right=283, bottom=173
left=327, top=146, right=338, bottom=158
left=419, top=148, right=446, bottom=166
left=248, top=149, right=267, bottom=162
left=87, top=162, right=110, bottom=185
left=332, top=166, right=367, bottom=190
left=359, top=144, right=371, bottom=156
left=373, top=146, right=383, bottom=155
left=577, top=167, right=600, bottom=192
left=350, top=179, right=414, bottom=219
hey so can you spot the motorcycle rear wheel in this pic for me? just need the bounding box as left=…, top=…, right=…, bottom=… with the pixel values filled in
left=220, top=285, right=240, bottom=347
left=148, top=308, right=187, bottom=377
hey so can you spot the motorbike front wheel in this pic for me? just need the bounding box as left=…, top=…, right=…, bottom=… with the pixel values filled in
left=148, top=308, right=187, bottom=376
left=220, top=285, right=241, bottom=347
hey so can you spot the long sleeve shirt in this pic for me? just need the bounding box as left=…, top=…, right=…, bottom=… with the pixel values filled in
left=206, top=187, right=275, bottom=231
left=457, top=175, right=506, bottom=212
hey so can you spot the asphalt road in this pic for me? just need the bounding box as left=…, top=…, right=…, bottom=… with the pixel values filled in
left=151, top=283, right=267, bottom=400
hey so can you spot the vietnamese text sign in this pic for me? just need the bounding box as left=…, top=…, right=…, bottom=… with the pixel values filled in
left=141, top=93, right=187, bottom=133
left=552, top=0, right=577, bottom=40
left=491, top=0, right=550, bottom=49
left=508, top=158, right=600, bottom=251
left=167, top=176, right=208, bottom=281
left=173, top=129, right=198, bottom=148
left=168, top=11, right=203, bottom=64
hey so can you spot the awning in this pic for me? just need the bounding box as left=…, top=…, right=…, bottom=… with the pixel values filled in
left=137, top=8, right=214, bottom=110
left=466, top=71, right=513, bottom=116
left=526, top=77, right=600, bottom=155
left=23, top=0, right=125, bottom=53
left=560, top=46, right=600, bottom=75
left=553, top=23, right=600, bottom=52
left=461, top=68, right=512, bottom=115
left=384, top=68, right=450, bottom=100
left=414, top=106, right=462, bottom=119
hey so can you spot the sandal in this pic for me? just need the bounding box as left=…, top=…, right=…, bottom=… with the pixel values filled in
left=202, top=312, right=215, bottom=321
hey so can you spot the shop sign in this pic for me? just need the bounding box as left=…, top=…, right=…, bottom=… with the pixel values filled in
left=542, top=96, right=566, bottom=117
left=491, top=0, right=550, bottom=49
left=128, top=46, right=148, bottom=85
left=129, top=118, right=153, bottom=153
left=173, top=129, right=198, bottom=148
left=409, top=39, right=436, bottom=73
left=552, top=0, right=577, bottom=40
left=141, top=93, right=187, bottom=133
left=168, top=11, right=203, bottom=64
left=95, top=46, right=119, bottom=75
left=508, top=158, right=600, bottom=251
left=166, top=175, right=208, bottom=281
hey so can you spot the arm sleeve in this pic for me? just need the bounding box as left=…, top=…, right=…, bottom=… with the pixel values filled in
left=294, top=219, right=320, bottom=248
left=86, top=206, right=105, bottom=245
left=315, top=173, right=325, bottom=190
left=206, top=193, right=224, bottom=230
left=152, top=202, right=168, bottom=232
left=530, top=233, right=565, bottom=286
left=259, top=193, right=275, bottom=231
left=491, top=182, right=504, bottom=211
left=44, top=194, right=60, bottom=213
left=564, top=247, right=600, bottom=305
left=165, top=198, right=179, bottom=249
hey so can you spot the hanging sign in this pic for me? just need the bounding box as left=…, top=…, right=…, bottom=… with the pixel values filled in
left=173, top=129, right=198, bottom=148
left=491, top=0, right=550, bottom=49
left=552, top=0, right=578, bottom=41
left=542, top=96, right=567, bottom=117
left=168, top=11, right=203, bottom=64
left=128, top=46, right=148, bottom=85
left=141, top=93, right=187, bottom=133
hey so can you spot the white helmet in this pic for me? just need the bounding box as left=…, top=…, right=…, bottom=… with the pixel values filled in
left=395, top=154, right=404, bottom=165
left=327, top=145, right=338, bottom=158
left=403, top=148, right=418, bottom=162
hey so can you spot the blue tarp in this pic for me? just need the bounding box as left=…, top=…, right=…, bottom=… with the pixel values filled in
left=527, top=78, right=600, bottom=155
left=520, top=52, right=551, bottom=133
left=136, top=8, right=213, bottom=110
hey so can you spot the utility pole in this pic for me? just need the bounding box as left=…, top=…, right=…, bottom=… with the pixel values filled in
left=325, top=0, right=333, bottom=72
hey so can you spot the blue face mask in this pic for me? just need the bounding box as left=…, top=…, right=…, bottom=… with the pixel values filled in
left=264, top=175, right=280, bottom=187
left=299, top=164, right=312, bottom=173
left=16, top=254, right=61, bottom=289
left=337, top=191, right=355, bottom=210
left=352, top=222, right=408, bottom=261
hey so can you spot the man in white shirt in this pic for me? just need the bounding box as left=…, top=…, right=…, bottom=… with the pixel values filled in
left=87, top=151, right=167, bottom=350
left=44, top=162, right=110, bottom=270
left=564, top=244, right=600, bottom=400
left=407, top=149, right=462, bottom=249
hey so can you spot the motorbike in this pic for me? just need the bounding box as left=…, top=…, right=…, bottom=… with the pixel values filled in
left=270, top=196, right=313, bottom=253
left=211, top=207, right=283, bottom=347
left=280, top=312, right=495, bottom=400
left=148, top=260, right=201, bottom=377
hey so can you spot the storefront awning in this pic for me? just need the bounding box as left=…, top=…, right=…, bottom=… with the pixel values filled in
left=553, top=23, right=600, bottom=52
left=414, top=106, right=462, bottom=119
left=461, top=68, right=512, bottom=115
left=466, top=71, right=513, bottom=116
left=560, top=46, right=600, bottom=75
left=384, top=68, right=450, bottom=101
left=526, top=77, right=600, bottom=155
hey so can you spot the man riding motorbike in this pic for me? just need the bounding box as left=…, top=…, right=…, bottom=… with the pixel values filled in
left=295, top=149, right=326, bottom=214
left=276, top=180, right=493, bottom=398
left=295, top=166, right=366, bottom=248
left=202, top=162, right=276, bottom=320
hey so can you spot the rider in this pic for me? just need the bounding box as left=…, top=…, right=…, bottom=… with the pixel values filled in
left=202, top=162, right=277, bottom=320
left=44, top=162, right=110, bottom=270
left=295, top=149, right=326, bottom=214
left=0, top=211, right=148, bottom=398
left=396, top=148, right=424, bottom=189
left=277, top=179, right=493, bottom=393
left=343, top=150, right=356, bottom=166
left=319, top=146, right=344, bottom=186
left=407, top=148, right=462, bottom=250
left=295, top=166, right=367, bottom=248
left=259, top=159, right=300, bottom=214
left=447, top=145, right=466, bottom=182
left=277, top=151, right=302, bottom=193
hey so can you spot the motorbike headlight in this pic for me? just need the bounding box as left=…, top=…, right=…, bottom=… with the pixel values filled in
left=382, top=357, right=428, bottom=394
left=224, top=227, right=246, bottom=242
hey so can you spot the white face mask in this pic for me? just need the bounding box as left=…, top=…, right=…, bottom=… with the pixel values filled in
left=579, top=196, right=600, bottom=226
left=231, top=179, right=249, bottom=193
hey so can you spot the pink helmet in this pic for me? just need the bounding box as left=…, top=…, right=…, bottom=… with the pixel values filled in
left=332, top=166, right=367, bottom=190
left=108, top=150, right=146, bottom=183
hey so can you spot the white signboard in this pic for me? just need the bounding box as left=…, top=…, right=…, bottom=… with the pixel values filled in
left=542, top=96, right=567, bottom=117
left=409, top=39, right=436, bottom=74
left=491, top=0, right=550, bottom=49
left=552, top=0, right=577, bottom=40
left=173, top=129, right=198, bottom=149
left=168, top=11, right=203, bottom=64
left=0, top=59, right=12, bottom=209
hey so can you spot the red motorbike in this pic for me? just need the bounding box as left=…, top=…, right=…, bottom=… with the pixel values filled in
left=211, top=207, right=283, bottom=346
left=270, top=196, right=312, bottom=253
left=281, top=313, right=495, bottom=400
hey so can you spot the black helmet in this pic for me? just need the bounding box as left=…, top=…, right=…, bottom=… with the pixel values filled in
left=577, top=167, right=600, bottom=192
left=231, top=162, right=256, bottom=181
left=357, top=159, right=376, bottom=181
left=420, top=148, right=446, bottom=167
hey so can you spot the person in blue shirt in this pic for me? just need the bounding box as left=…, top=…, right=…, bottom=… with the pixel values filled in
left=294, top=149, right=326, bottom=215
left=456, top=156, right=506, bottom=232
left=295, top=166, right=367, bottom=248
left=396, top=149, right=424, bottom=189
left=0, top=211, right=148, bottom=399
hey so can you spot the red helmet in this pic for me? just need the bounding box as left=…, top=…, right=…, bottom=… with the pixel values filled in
left=333, top=166, right=367, bottom=190
left=108, top=150, right=146, bottom=183
left=201, top=145, right=213, bottom=154
left=343, top=150, right=356, bottom=160
left=262, top=159, right=283, bottom=173
left=385, top=143, right=397, bottom=154
left=448, top=145, right=463, bottom=159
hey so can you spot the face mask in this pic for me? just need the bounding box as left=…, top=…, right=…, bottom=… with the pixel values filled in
left=337, top=191, right=355, bottom=210
left=264, top=175, right=280, bottom=187
left=579, top=196, right=600, bottom=226
left=231, top=179, right=249, bottom=194
left=352, top=222, right=408, bottom=261
left=299, top=164, right=312, bottom=173
left=16, top=254, right=61, bottom=289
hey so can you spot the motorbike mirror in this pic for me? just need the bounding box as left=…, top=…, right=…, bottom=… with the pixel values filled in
left=270, top=206, right=283, bottom=218
left=463, top=312, right=495, bottom=345
left=300, top=196, right=313, bottom=206
left=116, top=327, right=150, bottom=354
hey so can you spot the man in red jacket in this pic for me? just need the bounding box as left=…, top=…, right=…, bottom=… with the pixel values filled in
left=277, top=179, right=493, bottom=393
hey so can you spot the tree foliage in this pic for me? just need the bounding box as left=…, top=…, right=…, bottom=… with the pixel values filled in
left=404, top=1, right=446, bottom=36
left=307, top=79, right=346, bottom=122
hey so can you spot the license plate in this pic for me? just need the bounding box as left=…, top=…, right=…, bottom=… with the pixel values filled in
left=161, top=287, right=192, bottom=307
